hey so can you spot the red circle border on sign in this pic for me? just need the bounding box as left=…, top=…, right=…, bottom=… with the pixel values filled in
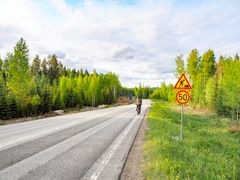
left=176, top=90, right=190, bottom=104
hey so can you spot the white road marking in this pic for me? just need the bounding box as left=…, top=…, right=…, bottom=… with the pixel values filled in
left=82, top=111, right=143, bottom=180
left=0, top=120, right=88, bottom=149
left=0, top=107, right=132, bottom=150
left=0, top=110, right=134, bottom=180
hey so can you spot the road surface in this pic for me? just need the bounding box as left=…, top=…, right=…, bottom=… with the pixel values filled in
left=0, top=100, right=151, bottom=180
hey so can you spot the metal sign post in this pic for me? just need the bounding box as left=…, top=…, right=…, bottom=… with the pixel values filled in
left=180, top=104, right=183, bottom=141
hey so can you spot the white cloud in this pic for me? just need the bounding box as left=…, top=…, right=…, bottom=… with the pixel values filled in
left=0, top=0, right=240, bottom=87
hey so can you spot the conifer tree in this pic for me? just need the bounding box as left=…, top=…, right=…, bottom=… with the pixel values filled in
left=0, top=96, right=9, bottom=120
left=9, top=96, right=18, bottom=118
left=31, top=55, right=41, bottom=76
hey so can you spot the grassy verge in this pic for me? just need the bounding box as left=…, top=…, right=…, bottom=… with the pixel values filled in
left=144, top=100, right=240, bottom=179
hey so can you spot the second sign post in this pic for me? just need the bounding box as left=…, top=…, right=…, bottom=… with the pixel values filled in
left=174, top=73, right=192, bottom=141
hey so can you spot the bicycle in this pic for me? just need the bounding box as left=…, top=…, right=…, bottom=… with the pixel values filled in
left=136, top=105, right=141, bottom=115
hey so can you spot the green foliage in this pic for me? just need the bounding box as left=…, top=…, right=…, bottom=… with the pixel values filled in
left=120, top=87, right=134, bottom=97
left=201, top=49, right=216, bottom=79
left=31, top=95, right=41, bottom=115
left=9, top=97, right=19, bottom=118
left=144, top=101, right=240, bottom=179
left=0, top=38, right=132, bottom=119
left=31, top=55, right=41, bottom=76
left=53, top=93, right=61, bottom=110
left=134, top=84, right=152, bottom=99
left=41, top=87, right=51, bottom=114
left=175, top=55, right=185, bottom=77
left=0, top=71, right=7, bottom=101
left=25, top=103, right=33, bottom=117
left=0, top=96, right=9, bottom=120
left=48, top=54, right=60, bottom=84
left=186, top=49, right=200, bottom=82
left=0, top=57, right=3, bottom=71
left=205, top=77, right=216, bottom=109
left=39, top=60, right=121, bottom=111
left=0, top=63, right=9, bottom=120
left=150, top=83, right=174, bottom=102
left=174, top=49, right=240, bottom=120
left=5, top=38, right=31, bottom=108
left=221, top=61, right=240, bottom=111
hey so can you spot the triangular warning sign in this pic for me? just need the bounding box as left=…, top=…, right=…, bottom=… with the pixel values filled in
left=174, top=73, right=192, bottom=90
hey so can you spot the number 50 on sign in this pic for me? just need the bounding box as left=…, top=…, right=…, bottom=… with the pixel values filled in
left=176, top=90, right=190, bottom=104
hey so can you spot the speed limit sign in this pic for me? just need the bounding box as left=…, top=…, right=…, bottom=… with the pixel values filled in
left=176, top=90, right=190, bottom=104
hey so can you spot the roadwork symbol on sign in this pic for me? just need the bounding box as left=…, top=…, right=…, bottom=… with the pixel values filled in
left=174, top=73, right=192, bottom=90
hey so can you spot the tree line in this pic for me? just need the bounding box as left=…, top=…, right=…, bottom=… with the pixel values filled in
left=181, top=49, right=239, bottom=121
left=0, top=38, right=127, bottom=120
left=134, top=83, right=153, bottom=99
left=149, top=83, right=175, bottom=102
left=150, top=49, right=240, bottom=121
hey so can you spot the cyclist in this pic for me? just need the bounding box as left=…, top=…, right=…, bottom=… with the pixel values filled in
left=135, top=96, right=142, bottom=115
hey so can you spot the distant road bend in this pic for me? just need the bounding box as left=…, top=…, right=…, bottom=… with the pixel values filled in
left=0, top=100, right=151, bottom=180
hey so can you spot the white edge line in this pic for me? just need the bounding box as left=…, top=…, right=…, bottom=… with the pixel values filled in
left=82, top=110, right=145, bottom=180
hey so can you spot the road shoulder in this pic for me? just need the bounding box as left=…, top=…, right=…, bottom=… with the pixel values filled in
left=120, top=111, right=148, bottom=180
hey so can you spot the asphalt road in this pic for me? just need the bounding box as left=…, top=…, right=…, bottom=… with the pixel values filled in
left=0, top=100, right=151, bottom=180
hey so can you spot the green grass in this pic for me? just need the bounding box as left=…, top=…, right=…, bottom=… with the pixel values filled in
left=144, top=101, right=240, bottom=180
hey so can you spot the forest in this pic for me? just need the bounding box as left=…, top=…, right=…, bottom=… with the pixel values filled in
left=0, top=38, right=153, bottom=120
left=0, top=38, right=149, bottom=120
left=3, top=38, right=238, bottom=121
left=151, top=49, right=240, bottom=121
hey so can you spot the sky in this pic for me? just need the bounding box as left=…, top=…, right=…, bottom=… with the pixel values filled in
left=0, top=0, right=240, bottom=87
